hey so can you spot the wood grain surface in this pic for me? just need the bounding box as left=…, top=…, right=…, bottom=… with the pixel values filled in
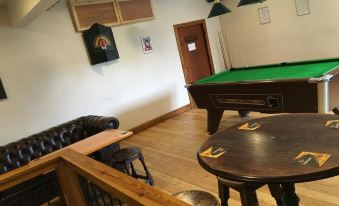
left=120, top=109, right=339, bottom=206
left=198, top=114, right=339, bottom=183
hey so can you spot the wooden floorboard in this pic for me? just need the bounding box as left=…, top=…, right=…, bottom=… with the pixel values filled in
left=120, top=109, right=339, bottom=206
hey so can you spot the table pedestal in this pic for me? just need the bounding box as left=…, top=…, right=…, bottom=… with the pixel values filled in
left=281, top=183, right=300, bottom=206
left=217, top=178, right=297, bottom=206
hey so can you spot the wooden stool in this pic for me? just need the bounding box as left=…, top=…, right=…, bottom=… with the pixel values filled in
left=218, top=178, right=285, bottom=206
left=111, top=147, right=154, bottom=185
left=173, top=190, right=220, bottom=206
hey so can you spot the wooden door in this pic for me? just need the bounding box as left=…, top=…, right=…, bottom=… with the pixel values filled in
left=174, top=20, right=214, bottom=107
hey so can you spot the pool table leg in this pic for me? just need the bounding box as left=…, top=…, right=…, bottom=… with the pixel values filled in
left=207, top=109, right=223, bottom=134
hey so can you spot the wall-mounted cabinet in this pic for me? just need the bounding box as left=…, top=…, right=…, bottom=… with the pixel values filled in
left=68, top=0, right=154, bottom=32
left=116, top=0, right=154, bottom=23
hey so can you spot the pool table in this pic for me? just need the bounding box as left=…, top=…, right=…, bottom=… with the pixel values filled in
left=187, top=58, right=339, bottom=134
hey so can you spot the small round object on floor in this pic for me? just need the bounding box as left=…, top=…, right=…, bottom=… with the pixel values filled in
left=173, top=190, right=220, bottom=206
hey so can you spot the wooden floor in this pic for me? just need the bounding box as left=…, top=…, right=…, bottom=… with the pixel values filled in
left=120, top=109, right=339, bottom=206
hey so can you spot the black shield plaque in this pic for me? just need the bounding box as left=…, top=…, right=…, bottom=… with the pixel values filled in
left=83, top=23, right=119, bottom=65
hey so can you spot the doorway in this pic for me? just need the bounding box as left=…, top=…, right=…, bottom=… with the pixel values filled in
left=174, top=19, right=215, bottom=108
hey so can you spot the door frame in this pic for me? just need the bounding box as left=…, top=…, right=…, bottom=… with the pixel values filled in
left=173, top=19, right=215, bottom=107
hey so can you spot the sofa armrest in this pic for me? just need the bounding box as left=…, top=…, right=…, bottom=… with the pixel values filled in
left=82, top=115, right=120, bottom=165
left=82, top=115, right=120, bottom=137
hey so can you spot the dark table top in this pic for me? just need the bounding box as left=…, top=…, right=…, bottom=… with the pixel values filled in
left=198, top=114, right=339, bottom=184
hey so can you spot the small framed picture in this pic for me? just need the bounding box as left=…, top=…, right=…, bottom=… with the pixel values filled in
left=140, top=36, right=154, bottom=54
left=295, top=0, right=310, bottom=16
left=258, top=7, right=271, bottom=24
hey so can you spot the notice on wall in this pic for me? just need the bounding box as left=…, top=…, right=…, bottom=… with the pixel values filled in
left=296, top=0, right=310, bottom=16
left=188, top=43, right=196, bottom=51
left=258, top=7, right=270, bottom=25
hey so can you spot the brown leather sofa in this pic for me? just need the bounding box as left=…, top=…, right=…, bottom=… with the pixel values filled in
left=0, top=115, right=120, bottom=206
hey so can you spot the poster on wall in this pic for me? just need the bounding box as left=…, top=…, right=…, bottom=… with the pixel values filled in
left=83, top=23, right=120, bottom=65
left=295, top=0, right=310, bottom=16
left=0, top=78, right=7, bottom=100
left=141, top=36, right=154, bottom=54
left=258, top=7, right=271, bottom=24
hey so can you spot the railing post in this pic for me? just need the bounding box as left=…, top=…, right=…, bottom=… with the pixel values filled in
left=55, top=161, right=87, bottom=206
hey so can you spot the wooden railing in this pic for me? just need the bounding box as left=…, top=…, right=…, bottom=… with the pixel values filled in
left=0, top=149, right=190, bottom=206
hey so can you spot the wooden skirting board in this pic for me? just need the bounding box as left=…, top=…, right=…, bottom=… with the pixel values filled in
left=130, top=104, right=191, bottom=133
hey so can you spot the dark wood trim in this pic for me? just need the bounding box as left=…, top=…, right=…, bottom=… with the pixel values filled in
left=202, top=20, right=215, bottom=75
left=174, top=19, right=207, bottom=29
left=328, top=67, right=339, bottom=76
left=190, top=77, right=311, bottom=87
left=130, top=104, right=191, bottom=134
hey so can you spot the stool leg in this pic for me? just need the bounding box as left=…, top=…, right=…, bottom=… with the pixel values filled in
left=268, top=184, right=284, bottom=206
left=218, top=179, right=230, bottom=206
left=281, top=183, right=299, bottom=206
left=138, top=153, right=154, bottom=186
left=123, top=161, right=132, bottom=176
left=130, top=162, right=138, bottom=178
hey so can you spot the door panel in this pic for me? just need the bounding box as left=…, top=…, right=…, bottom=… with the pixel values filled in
left=174, top=20, right=214, bottom=108
left=175, top=20, right=214, bottom=84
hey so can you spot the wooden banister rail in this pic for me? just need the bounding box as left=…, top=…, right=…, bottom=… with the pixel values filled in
left=0, top=150, right=63, bottom=191
left=0, top=149, right=190, bottom=206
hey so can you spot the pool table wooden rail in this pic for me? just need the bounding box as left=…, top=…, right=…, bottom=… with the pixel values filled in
left=187, top=68, right=339, bottom=134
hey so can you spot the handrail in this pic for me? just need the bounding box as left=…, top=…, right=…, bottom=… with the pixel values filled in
left=0, top=149, right=190, bottom=206
left=0, top=149, right=63, bottom=191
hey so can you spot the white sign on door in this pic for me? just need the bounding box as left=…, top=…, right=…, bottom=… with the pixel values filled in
left=188, top=43, right=196, bottom=51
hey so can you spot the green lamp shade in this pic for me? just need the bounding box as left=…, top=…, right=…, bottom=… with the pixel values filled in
left=238, top=0, right=266, bottom=7
left=208, top=2, right=231, bottom=18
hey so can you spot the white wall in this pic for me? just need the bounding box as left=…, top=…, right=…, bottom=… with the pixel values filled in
left=6, top=0, right=60, bottom=27
left=0, top=0, right=224, bottom=145
left=220, top=0, right=339, bottom=67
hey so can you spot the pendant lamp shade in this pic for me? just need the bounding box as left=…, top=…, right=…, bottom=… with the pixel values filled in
left=238, top=0, right=266, bottom=7
left=208, top=0, right=231, bottom=18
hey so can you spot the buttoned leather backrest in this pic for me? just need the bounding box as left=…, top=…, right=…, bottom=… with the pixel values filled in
left=0, top=115, right=119, bottom=174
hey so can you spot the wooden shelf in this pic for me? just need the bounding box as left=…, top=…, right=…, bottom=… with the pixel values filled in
left=68, top=0, right=155, bottom=32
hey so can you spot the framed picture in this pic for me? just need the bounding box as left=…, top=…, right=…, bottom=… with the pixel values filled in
left=258, top=7, right=271, bottom=25
left=295, top=0, right=310, bottom=16
left=141, top=36, right=154, bottom=54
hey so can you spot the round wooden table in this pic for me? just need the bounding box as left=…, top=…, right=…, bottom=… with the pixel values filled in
left=198, top=114, right=339, bottom=206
